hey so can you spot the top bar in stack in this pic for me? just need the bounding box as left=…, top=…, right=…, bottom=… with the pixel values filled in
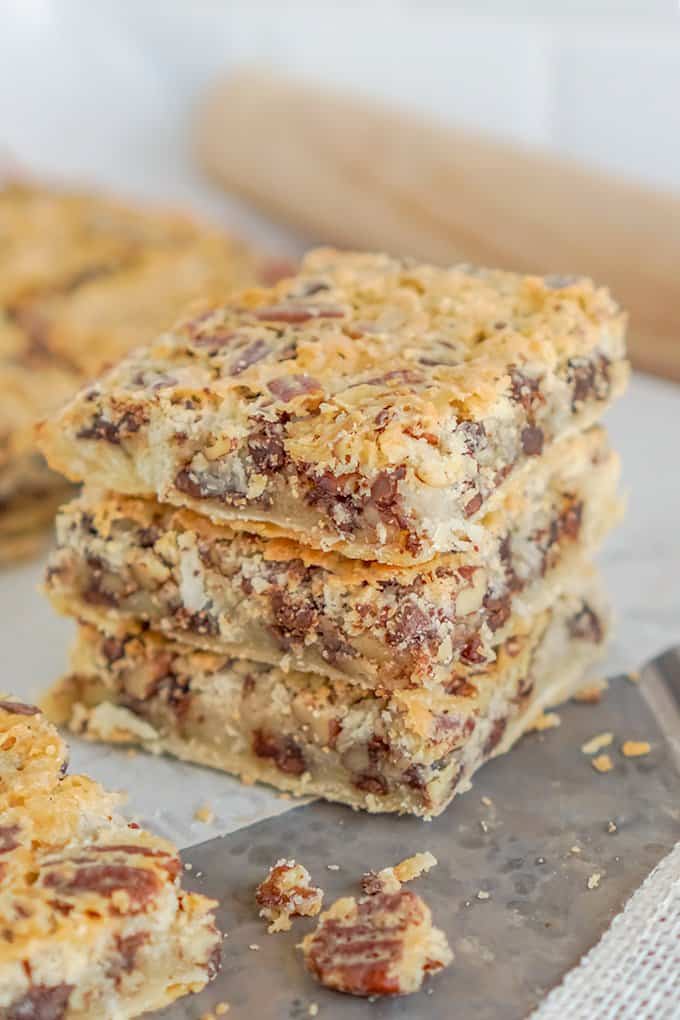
left=38, top=249, right=628, bottom=564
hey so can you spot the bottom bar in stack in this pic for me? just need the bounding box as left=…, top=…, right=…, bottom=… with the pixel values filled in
left=45, top=573, right=608, bottom=818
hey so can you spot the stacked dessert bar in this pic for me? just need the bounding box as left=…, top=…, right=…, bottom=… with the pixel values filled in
left=0, top=182, right=262, bottom=561
left=39, top=249, right=628, bottom=817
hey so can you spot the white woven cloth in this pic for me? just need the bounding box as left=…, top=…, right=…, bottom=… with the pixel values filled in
left=530, top=842, right=680, bottom=1019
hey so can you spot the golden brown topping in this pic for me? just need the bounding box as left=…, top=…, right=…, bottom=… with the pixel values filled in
left=256, top=859, right=323, bottom=933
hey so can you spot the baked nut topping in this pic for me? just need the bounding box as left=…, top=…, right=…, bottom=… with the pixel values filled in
left=255, top=859, right=323, bottom=932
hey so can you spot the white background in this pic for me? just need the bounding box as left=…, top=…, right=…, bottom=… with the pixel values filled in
left=0, top=1, right=679, bottom=843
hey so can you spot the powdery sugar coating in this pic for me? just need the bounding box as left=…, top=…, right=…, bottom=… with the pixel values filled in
left=38, top=248, right=628, bottom=564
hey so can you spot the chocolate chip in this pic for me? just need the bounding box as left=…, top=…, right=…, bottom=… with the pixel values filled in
left=509, top=369, right=542, bottom=414
left=101, top=637, right=126, bottom=663
left=252, top=729, right=306, bottom=775
left=110, top=932, right=149, bottom=982
left=458, top=421, right=487, bottom=455
left=353, top=773, right=389, bottom=797
left=484, top=717, right=507, bottom=755
left=247, top=421, right=287, bottom=474
left=521, top=426, right=544, bottom=456
left=568, top=603, right=603, bottom=644
left=0, top=824, right=21, bottom=854
left=5, top=984, right=73, bottom=1020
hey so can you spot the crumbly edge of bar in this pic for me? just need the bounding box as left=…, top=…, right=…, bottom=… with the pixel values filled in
left=0, top=699, right=220, bottom=1016
left=37, top=357, right=627, bottom=566
left=36, top=247, right=628, bottom=564
left=45, top=430, right=621, bottom=688
left=43, top=583, right=609, bottom=818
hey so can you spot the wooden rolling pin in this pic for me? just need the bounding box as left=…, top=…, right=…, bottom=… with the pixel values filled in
left=195, top=70, right=680, bottom=380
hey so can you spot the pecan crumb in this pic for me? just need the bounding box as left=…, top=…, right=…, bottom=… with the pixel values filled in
left=361, top=851, right=437, bottom=896
left=301, top=888, right=452, bottom=997
left=256, top=858, right=323, bottom=933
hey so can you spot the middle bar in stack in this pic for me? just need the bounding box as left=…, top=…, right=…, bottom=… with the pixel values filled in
left=39, top=249, right=627, bottom=817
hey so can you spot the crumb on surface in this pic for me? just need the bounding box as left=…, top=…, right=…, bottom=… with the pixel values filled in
left=249, top=944, right=260, bottom=951
left=476, top=890, right=490, bottom=901
left=256, top=858, right=323, bottom=933
left=301, top=887, right=452, bottom=997
left=573, top=679, right=608, bottom=703
left=530, top=711, right=561, bottom=732
left=326, top=864, right=340, bottom=871
left=215, top=1005, right=230, bottom=1016
left=607, top=821, right=617, bottom=833
left=621, top=740, right=651, bottom=758
left=308, top=1005, right=319, bottom=1017
left=480, top=820, right=489, bottom=833
left=592, top=753, right=614, bottom=773
left=587, top=873, right=602, bottom=890
left=194, top=803, right=215, bottom=824
left=581, top=732, right=614, bottom=755
left=481, top=796, right=493, bottom=807
left=362, top=852, right=437, bottom=896
left=570, top=845, right=582, bottom=854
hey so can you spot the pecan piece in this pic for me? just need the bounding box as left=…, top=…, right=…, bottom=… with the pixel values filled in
left=301, top=889, right=452, bottom=997
left=256, top=858, right=323, bottom=933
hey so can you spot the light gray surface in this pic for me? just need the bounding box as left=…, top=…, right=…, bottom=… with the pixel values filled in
left=162, top=656, right=680, bottom=1019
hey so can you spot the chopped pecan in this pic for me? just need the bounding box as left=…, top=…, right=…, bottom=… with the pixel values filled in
left=267, top=374, right=322, bottom=402
left=228, top=338, right=270, bottom=376
left=301, top=889, right=452, bottom=997
left=43, top=862, right=162, bottom=912
left=256, top=858, right=323, bottom=933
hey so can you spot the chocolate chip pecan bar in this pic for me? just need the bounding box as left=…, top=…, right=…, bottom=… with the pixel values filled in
left=0, top=182, right=266, bottom=560
left=45, top=426, right=620, bottom=690
left=43, top=574, right=608, bottom=818
left=0, top=697, right=220, bottom=1018
left=301, top=888, right=452, bottom=996
left=38, top=249, right=627, bottom=564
